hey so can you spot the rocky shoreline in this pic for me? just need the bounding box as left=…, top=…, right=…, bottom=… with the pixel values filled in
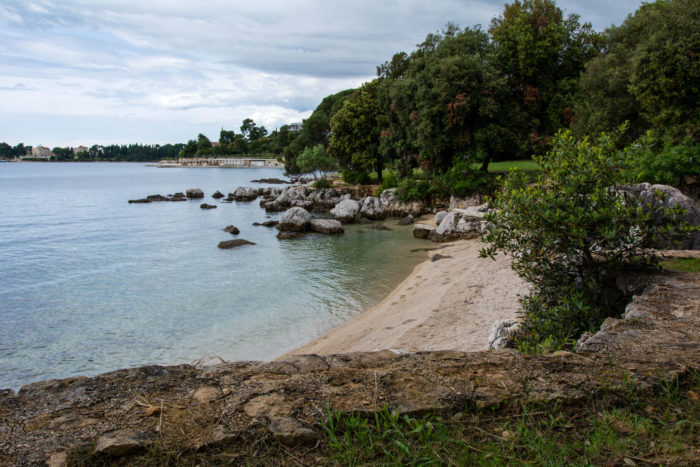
left=1, top=267, right=698, bottom=465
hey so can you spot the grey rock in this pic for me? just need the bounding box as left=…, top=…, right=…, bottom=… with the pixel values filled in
left=200, top=203, right=217, bottom=209
left=186, top=188, right=204, bottom=199
left=487, top=320, right=521, bottom=350
left=309, top=219, right=344, bottom=234
left=432, top=210, right=484, bottom=242
left=398, top=214, right=415, bottom=225
left=330, top=199, right=360, bottom=223
left=232, top=186, right=259, bottom=201
left=218, top=239, right=255, bottom=249
left=277, top=207, right=311, bottom=232
left=267, top=416, right=317, bottom=446
left=94, top=430, right=144, bottom=457
left=360, top=196, right=386, bottom=220
left=412, top=223, right=436, bottom=239
left=212, top=190, right=225, bottom=199
left=277, top=231, right=306, bottom=239
left=380, top=188, right=427, bottom=217
left=434, top=211, right=448, bottom=225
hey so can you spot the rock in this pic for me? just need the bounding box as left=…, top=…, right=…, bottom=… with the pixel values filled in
left=309, top=219, right=344, bottom=235
left=94, top=430, right=144, bottom=457
left=191, top=354, right=227, bottom=369
left=186, top=188, right=204, bottom=199
left=358, top=217, right=371, bottom=224
left=618, top=183, right=700, bottom=249
left=267, top=416, right=317, bottom=446
left=398, top=214, right=414, bottom=225
left=277, top=231, right=306, bottom=239
left=432, top=210, right=485, bottom=242
left=435, top=211, right=448, bottom=225
left=488, top=320, right=521, bottom=350
left=244, top=393, right=293, bottom=418
left=330, top=199, right=360, bottom=223
left=261, top=186, right=312, bottom=212
left=360, top=196, right=387, bottom=220
left=200, top=203, right=217, bottom=209
left=431, top=253, right=451, bottom=262
left=251, top=178, right=290, bottom=184
left=212, top=190, right=224, bottom=199
left=371, top=224, right=392, bottom=231
left=261, top=220, right=279, bottom=227
left=218, top=239, right=255, bottom=249
left=193, top=386, right=221, bottom=404
left=412, top=224, right=436, bottom=239
left=224, top=225, right=240, bottom=235
left=232, top=186, right=259, bottom=201
left=128, top=198, right=151, bottom=204
left=46, top=451, right=68, bottom=467
left=380, top=188, right=427, bottom=217
left=277, top=207, right=311, bottom=232
left=449, top=194, right=484, bottom=210
left=187, top=425, right=236, bottom=451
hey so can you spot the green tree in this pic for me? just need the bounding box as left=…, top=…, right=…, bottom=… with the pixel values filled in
left=0, top=142, right=11, bottom=158
left=196, top=133, right=212, bottom=154
left=329, top=80, right=387, bottom=182
left=296, top=144, right=336, bottom=179
left=481, top=129, right=690, bottom=352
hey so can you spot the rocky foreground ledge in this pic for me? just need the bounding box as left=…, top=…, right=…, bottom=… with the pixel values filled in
left=1, top=271, right=698, bottom=465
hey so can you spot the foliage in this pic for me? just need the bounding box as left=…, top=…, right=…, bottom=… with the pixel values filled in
left=442, top=159, right=496, bottom=196
left=481, top=130, right=690, bottom=352
left=396, top=178, right=432, bottom=202
left=296, top=144, right=336, bottom=179
left=342, top=169, right=371, bottom=185
left=329, top=80, right=387, bottom=183
left=313, top=177, right=332, bottom=189
left=660, top=257, right=700, bottom=273
left=622, top=133, right=700, bottom=187
left=574, top=0, right=700, bottom=142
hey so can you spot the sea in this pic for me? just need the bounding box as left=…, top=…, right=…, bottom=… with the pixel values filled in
left=0, top=162, right=426, bottom=390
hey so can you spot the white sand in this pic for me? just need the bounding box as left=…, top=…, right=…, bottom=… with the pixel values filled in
left=286, top=239, right=528, bottom=356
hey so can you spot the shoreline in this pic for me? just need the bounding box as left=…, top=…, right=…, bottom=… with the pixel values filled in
left=282, top=239, right=528, bottom=358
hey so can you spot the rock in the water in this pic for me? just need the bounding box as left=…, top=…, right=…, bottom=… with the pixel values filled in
left=360, top=196, right=386, bottom=220
left=435, top=211, right=448, bottom=225
left=200, top=203, right=217, bottom=209
left=398, top=214, right=414, bottom=225
left=267, top=416, right=317, bottom=446
left=412, top=224, right=436, bottom=239
left=262, top=220, right=279, bottom=227
left=371, top=224, right=392, bottom=231
left=218, top=239, right=255, bottom=249
left=232, top=186, right=259, bottom=201
left=251, top=178, right=290, bottom=184
left=277, top=231, right=306, bottom=239
left=224, top=225, right=240, bottom=235
left=487, top=320, right=521, bottom=350
left=212, top=190, right=225, bottom=199
left=94, top=430, right=144, bottom=457
left=277, top=207, right=311, bottom=232
left=186, top=188, right=204, bottom=199
left=330, top=199, right=360, bottom=223
left=309, top=219, right=344, bottom=235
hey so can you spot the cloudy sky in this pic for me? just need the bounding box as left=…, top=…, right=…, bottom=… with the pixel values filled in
left=0, top=0, right=643, bottom=147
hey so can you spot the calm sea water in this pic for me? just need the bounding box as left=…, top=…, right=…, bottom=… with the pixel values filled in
left=0, top=162, right=425, bottom=390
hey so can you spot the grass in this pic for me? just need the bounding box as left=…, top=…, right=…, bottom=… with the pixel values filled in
left=487, top=159, right=541, bottom=172
left=661, top=257, right=700, bottom=273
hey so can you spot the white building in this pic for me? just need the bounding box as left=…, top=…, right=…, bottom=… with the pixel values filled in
left=31, top=146, right=53, bottom=160
left=287, top=122, right=303, bottom=132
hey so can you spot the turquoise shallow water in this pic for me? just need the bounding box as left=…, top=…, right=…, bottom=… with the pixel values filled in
left=0, top=163, right=425, bottom=390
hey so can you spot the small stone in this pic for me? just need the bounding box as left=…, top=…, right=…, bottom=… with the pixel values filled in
left=94, top=430, right=144, bottom=457
left=218, top=239, right=255, bottom=249
left=200, top=203, right=217, bottom=209
left=193, top=386, right=221, bottom=404
left=46, top=451, right=68, bottom=467
left=267, top=416, right=317, bottom=446
left=224, top=225, right=240, bottom=235
left=187, top=425, right=236, bottom=451
left=431, top=253, right=452, bottom=262
left=212, top=190, right=225, bottom=199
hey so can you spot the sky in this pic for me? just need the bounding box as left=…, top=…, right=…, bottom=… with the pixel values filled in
left=0, top=0, right=645, bottom=147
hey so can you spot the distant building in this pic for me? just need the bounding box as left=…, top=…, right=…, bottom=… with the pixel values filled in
left=211, top=142, right=221, bottom=147
left=287, top=122, right=303, bottom=132
left=30, top=146, right=53, bottom=160
left=73, top=146, right=89, bottom=155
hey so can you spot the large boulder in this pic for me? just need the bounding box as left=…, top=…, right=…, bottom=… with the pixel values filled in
left=360, top=196, right=386, bottom=220
left=186, top=188, right=204, bottom=199
left=277, top=207, right=311, bottom=232
left=432, top=210, right=485, bottom=242
left=487, top=320, right=522, bottom=350
left=330, top=199, right=360, bottom=223
left=380, top=188, right=427, bottom=217
left=261, top=186, right=312, bottom=212
left=309, top=219, right=344, bottom=235
left=412, top=224, right=436, bottom=239
left=618, top=183, right=700, bottom=249
left=232, top=187, right=259, bottom=201
left=307, top=188, right=343, bottom=212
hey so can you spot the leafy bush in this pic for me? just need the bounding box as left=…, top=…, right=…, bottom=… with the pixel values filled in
left=313, top=177, right=332, bottom=189
left=342, top=169, right=370, bottom=185
left=396, top=178, right=432, bottom=201
left=481, top=130, right=690, bottom=353
left=442, top=160, right=495, bottom=196
left=623, top=133, right=700, bottom=187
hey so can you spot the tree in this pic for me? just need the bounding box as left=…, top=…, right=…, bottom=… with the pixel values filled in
left=296, top=144, right=336, bottom=179
left=329, top=80, right=387, bottom=182
left=0, top=142, right=11, bottom=158
left=575, top=0, right=699, bottom=141
left=481, top=129, right=690, bottom=352
left=489, top=0, right=601, bottom=153
left=196, top=133, right=212, bottom=154
left=219, top=129, right=236, bottom=145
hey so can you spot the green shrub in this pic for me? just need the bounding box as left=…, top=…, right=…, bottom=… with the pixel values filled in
left=313, top=177, right=332, bottom=189
left=443, top=160, right=496, bottom=196
left=396, top=178, right=431, bottom=201
left=481, top=130, right=690, bottom=353
left=624, top=134, right=700, bottom=187
left=342, top=169, right=370, bottom=185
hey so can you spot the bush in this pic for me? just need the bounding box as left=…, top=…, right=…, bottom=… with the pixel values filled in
left=481, top=130, right=690, bottom=353
left=342, top=169, right=370, bottom=185
left=313, top=177, right=332, bottom=189
left=442, top=160, right=495, bottom=197
left=396, top=178, right=432, bottom=201
left=624, top=134, right=700, bottom=187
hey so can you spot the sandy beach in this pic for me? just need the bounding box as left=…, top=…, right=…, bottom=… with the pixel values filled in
left=286, top=239, right=528, bottom=356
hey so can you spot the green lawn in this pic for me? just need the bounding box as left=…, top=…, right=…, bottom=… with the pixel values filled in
left=487, top=159, right=541, bottom=172
left=661, top=257, right=700, bottom=273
